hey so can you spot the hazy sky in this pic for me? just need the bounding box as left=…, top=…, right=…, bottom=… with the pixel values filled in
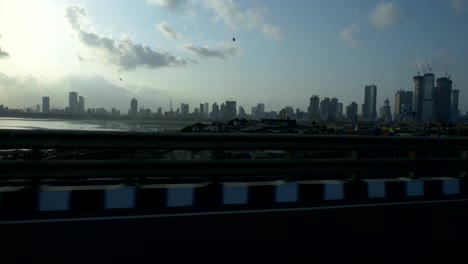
left=0, top=0, right=467, bottom=113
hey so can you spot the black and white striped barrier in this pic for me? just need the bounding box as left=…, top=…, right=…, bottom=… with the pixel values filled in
left=0, top=177, right=465, bottom=215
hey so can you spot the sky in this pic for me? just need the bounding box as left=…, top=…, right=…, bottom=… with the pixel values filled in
left=0, top=0, right=467, bottom=114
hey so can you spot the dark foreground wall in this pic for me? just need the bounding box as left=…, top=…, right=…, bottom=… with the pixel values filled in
left=1, top=200, right=467, bottom=260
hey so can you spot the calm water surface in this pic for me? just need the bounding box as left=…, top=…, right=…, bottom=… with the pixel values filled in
left=0, top=117, right=194, bottom=132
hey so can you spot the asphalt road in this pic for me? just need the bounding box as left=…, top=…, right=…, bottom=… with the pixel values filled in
left=1, top=200, right=467, bottom=260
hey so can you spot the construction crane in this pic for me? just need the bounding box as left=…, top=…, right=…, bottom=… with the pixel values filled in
left=421, top=64, right=427, bottom=74
left=416, top=64, right=421, bottom=75
left=425, top=59, right=432, bottom=72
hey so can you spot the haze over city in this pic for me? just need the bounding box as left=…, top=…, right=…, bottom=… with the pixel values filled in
left=0, top=0, right=467, bottom=113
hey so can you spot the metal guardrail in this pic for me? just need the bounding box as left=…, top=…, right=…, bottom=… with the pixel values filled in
left=0, top=159, right=466, bottom=180
left=0, top=129, right=466, bottom=182
left=0, top=129, right=468, bottom=151
left=0, top=130, right=467, bottom=222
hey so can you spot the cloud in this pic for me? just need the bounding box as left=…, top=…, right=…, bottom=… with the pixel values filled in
left=449, top=0, right=467, bottom=13
left=65, top=4, right=186, bottom=71
left=370, top=1, right=399, bottom=29
left=182, top=42, right=238, bottom=59
left=146, top=0, right=190, bottom=11
left=149, top=0, right=282, bottom=40
left=0, top=35, right=9, bottom=58
left=339, top=23, right=359, bottom=47
left=0, top=48, right=8, bottom=58
left=156, top=21, right=183, bottom=41
left=204, top=0, right=282, bottom=40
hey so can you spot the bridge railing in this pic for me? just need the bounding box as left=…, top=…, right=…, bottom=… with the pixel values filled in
left=0, top=129, right=467, bottom=220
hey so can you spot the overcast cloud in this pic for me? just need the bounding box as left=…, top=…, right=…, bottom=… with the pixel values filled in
left=65, top=4, right=186, bottom=71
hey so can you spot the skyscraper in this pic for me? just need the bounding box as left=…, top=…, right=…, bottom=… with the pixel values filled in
left=238, top=106, right=247, bottom=118
left=394, top=90, right=413, bottom=123
left=211, top=103, right=220, bottom=120
left=422, top=73, right=435, bottom=122
left=204, top=103, right=209, bottom=118
left=130, top=98, right=138, bottom=118
left=337, top=103, right=343, bottom=121
left=220, top=103, right=226, bottom=121
left=380, top=98, right=392, bottom=123
left=69, top=92, right=78, bottom=114
left=346, top=102, right=358, bottom=123
left=434, top=77, right=452, bottom=123
left=256, top=103, right=265, bottom=120
left=78, top=96, right=85, bottom=115
left=181, top=103, right=189, bottom=118
left=413, top=75, right=424, bottom=121
left=225, top=100, right=237, bottom=121
left=320, top=97, right=330, bottom=121
left=362, top=85, right=377, bottom=121
left=452, top=89, right=460, bottom=122
left=329, top=98, right=339, bottom=122
left=42, top=96, right=50, bottom=114
left=308, top=95, right=320, bottom=121
left=199, top=103, right=204, bottom=119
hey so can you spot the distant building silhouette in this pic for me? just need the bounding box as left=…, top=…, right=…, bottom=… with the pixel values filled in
left=130, top=98, right=138, bottom=119
left=346, top=102, right=358, bottom=123
left=434, top=77, right=452, bottom=123
left=181, top=103, right=189, bottom=118
left=394, top=90, right=413, bottom=123
left=413, top=75, right=424, bottom=121
left=329, top=98, right=339, bottom=122
left=78, top=96, right=85, bottom=115
left=380, top=98, right=392, bottom=123
left=211, top=103, right=220, bottom=120
left=308, top=95, right=320, bottom=121
left=320, top=97, right=330, bottom=121
left=337, top=103, right=343, bottom=121
left=69, top=92, right=78, bottom=114
left=452, top=89, right=460, bottom=122
left=225, top=100, right=237, bottom=121
left=238, top=106, right=247, bottom=119
left=362, top=85, right=377, bottom=122
left=279, top=106, right=294, bottom=120
left=422, top=73, right=435, bottom=122
left=42, top=96, right=50, bottom=114
left=220, top=103, right=226, bottom=121
left=204, top=103, right=209, bottom=119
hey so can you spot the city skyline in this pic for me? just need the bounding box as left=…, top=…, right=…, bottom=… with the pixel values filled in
left=0, top=69, right=462, bottom=124
left=0, top=1, right=467, bottom=112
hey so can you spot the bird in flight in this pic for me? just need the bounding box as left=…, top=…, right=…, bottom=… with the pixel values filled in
left=233, top=38, right=236, bottom=42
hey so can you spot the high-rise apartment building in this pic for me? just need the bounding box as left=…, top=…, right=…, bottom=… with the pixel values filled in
left=78, top=96, right=85, bottom=115
left=362, top=85, right=377, bottom=121
left=69, top=92, right=78, bottom=114
left=130, top=98, right=138, bottom=118
left=225, top=100, right=237, bottom=121
left=42, top=96, right=50, bottom=114
left=394, top=90, right=413, bottom=123
left=434, top=77, right=452, bottom=123
left=452, top=89, right=460, bottom=122
left=308, top=95, right=320, bottom=121
left=346, top=102, right=358, bottom=123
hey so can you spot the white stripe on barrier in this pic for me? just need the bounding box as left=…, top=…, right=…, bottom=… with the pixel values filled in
left=105, top=186, right=136, bottom=209
left=167, top=187, right=194, bottom=207
left=275, top=182, right=298, bottom=203
left=223, top=184, right=248, bottom=205
left=39, top=190, right=71, bottom=211
left=406, top=179, right=424, bottom=196
left=324, top=181, right=344, bottom=200
left=443, top=179, right=460, bottom=195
